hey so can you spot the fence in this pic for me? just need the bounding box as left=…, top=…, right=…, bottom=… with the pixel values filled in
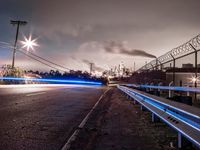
left=137, top=34, right=200, bottom=87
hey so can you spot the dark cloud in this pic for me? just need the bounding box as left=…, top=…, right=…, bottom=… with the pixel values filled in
left=0, top=0, right=200, bottom=71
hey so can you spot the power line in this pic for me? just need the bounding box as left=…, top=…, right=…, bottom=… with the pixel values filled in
left=0, top=44, right=68, bottom=72
left=0, top=42, right=71, bottom=71
left=0, top=42, right=11, bottom=45
left=0, top=45, right=66, bottom=72
left=17, top=49, right=68, bottom=72
left=22, top=48, right=71, bottom=70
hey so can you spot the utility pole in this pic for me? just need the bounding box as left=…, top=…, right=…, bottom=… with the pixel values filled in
left=134, top=61, right=135, bottom=72
left=89, top=63, right=94, bottom=75
left=10, top=20, right=27, bottom=69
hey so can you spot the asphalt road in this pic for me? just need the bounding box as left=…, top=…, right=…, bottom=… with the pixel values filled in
left=0, top=84, right=106, bottom=150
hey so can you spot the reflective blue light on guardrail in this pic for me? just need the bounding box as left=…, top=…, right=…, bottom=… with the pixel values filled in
left=127, top=84, right=200, bottom=93
left=126, top=88, right=200, bottom=120
left=124, top=84, right=200, bottom=93
left=118, top=85, right=200, bottom=148
left=140, top=85, right=200, bottom=92
left=142, top=96, right=200, bottom=131
left=136, top=95, right=200, bottom=146
left=0, top=77, right=102, bottom=85
left=126, top=88, right=200, bottom=131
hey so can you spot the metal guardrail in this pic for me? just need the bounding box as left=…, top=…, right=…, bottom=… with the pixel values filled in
left=118, top=85, right=200, bottom=149
left=140, top=85, right=200, bottom=93
left=125, top=84, right=200, bottom=93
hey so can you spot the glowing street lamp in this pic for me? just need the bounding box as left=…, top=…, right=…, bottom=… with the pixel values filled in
left=191, top=77, right=197, bottom=83
left=21, top=35, right=38, bottom=51
left=189, top=76, right=199, bottom=87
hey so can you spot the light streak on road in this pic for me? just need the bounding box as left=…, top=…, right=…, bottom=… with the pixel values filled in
left=0, top=77, right=102, bottom=85
left=26, top=92, right=46, bottom=97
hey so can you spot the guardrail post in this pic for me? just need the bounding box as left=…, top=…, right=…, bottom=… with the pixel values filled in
left=140, top=105, right=146, bottom=111
left=187, top=85, right=190, bottom=96
left=133, top=100, right=137, bottom=104
left=169, top=90, right=172, bottom=98
left=178, top=132, right=182, bottom=149
left=152, top=113, right=159, bottom=122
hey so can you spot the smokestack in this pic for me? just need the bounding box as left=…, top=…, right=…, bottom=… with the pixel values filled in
left=89, top=63, right=94, bottom=75
left=82, top=59, right=104, bottom=73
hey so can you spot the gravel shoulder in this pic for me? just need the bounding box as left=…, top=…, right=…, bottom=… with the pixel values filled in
left=69, top=87, right=180, bottom=150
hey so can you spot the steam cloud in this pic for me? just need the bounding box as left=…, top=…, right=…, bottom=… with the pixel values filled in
left=104, top=41, right=156, bottom=58
left=82, top=59, right=104, bottom=72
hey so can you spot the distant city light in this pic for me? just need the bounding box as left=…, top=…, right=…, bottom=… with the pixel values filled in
left=190, top=76, right=199, bottom=83
left=21, top=35, right=38, bottom=51
left=192, top=77, right=197, bottom=83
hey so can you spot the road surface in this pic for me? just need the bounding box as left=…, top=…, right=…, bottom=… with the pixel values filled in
left=0, top=84, right=106, bottom=150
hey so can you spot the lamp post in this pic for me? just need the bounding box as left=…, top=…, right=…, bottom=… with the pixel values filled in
left=189, top=44, right=198, bottom=101
left=170, top=54, right=176, bottom=85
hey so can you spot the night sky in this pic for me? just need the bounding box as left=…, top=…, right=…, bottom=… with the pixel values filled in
left=0, top=0, right=200, bottom=72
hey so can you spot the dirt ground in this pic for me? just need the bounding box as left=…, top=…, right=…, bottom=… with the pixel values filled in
left=69, top=88, right=195, bottom=150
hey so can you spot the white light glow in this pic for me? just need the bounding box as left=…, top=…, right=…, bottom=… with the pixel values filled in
left=21, top=35, right=38, bottom=51
left=189, top=76, right=199, bottom=83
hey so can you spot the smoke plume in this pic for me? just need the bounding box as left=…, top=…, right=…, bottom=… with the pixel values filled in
left=104, top=41, right=156, bottom=58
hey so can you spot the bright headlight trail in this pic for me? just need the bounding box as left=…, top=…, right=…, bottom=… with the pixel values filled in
left=0, top=77, right=102, bottom=85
